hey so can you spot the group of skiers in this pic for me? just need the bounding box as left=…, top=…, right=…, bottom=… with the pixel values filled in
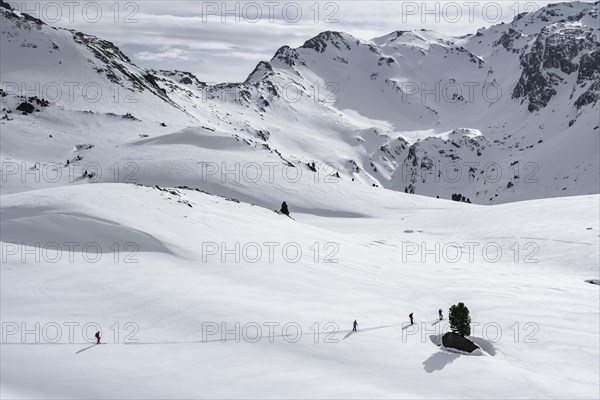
left=352, top=309, right=444, bottom=333
left=92, top=311, right=446, bottom=344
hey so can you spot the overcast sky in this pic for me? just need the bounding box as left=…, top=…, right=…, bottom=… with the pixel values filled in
left=13, top=0, right=595, bottom=82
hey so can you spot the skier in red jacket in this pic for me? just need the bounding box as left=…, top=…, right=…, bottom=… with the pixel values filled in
left=95, top=331, right=101, bottom=344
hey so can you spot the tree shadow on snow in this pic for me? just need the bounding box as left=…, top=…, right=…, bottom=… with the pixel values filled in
left=429, top=334, right=442, bottom=347
left=429, top=334, right=496, bottom=356
left=423, top=334, right=459, bottom=372
left=423, top=334, right=498, bottom=372
left=423, top=351, right=460, bottom=373
left=471, top=336, right=497, bottom=356
left=423, top=334, right=499, bottom=372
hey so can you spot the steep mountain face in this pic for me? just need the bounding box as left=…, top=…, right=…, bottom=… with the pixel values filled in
left=0, top=0, right=193, bottom=121
left=509, top=4, right=600, bottom=111
left=1, top=0, right=598, bottom=204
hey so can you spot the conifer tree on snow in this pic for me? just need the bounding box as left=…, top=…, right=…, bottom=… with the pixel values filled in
left=280, top=201, right=290, bottom=216
left=449, top=302, right=471, bottom=337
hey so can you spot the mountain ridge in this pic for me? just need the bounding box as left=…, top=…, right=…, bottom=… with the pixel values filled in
left=1, top=0, right=598, bottom=204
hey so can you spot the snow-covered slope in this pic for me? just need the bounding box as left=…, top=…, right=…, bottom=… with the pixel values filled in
left=1, top=0, right=598, bottom=204
left=1, top=183, right=599, bottom=398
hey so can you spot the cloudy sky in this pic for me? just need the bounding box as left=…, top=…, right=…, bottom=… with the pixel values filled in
left=15, top=0, right=594, bottom=82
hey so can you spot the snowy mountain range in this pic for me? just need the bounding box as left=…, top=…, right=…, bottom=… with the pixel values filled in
left=1, top=0, right=598, bottom=204
left=2, top=2, right=599, bottom=398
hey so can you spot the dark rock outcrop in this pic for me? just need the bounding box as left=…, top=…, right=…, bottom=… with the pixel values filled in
left=512, top=23, right=599, bottom=112
left=16, top=103, right=35, bottom=114
left=493, top=28, right=522, bottom=51
left=442, top=332, right=479, bottom=353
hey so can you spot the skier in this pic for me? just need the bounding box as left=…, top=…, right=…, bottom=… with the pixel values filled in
left=352, top=320, right=358, bottom=332
left=94, top=331, right=101, bottom=344
left=439, top=309, right=443, bottom=320
left=409, top=313, right=414, bottom=325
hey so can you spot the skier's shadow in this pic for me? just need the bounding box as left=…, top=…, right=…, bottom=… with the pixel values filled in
left=75, top=344, right=98, bottom=354
left=360, top=324, right=395, bottom=332
left=343, top=325, right=396, bottom=339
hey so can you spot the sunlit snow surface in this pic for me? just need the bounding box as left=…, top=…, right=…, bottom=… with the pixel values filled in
left=1, top=1, right=599, bottom=398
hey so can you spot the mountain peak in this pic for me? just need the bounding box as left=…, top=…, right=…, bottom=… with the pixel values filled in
left=300, top=31, right=359, bottom=53
left=372, top=29, right=454, bottom=47
left=507, top=0, right=595, bottom=29
left=245, top=61, right=274, bottom=83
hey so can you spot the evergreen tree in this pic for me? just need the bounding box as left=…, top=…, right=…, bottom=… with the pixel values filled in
left=449, top=302, right=471, bottom=337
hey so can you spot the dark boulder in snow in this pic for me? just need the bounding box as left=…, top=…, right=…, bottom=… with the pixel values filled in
left=16, top=103, right=35, bottom=114
left=442, top=332, right=479, bottom=353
